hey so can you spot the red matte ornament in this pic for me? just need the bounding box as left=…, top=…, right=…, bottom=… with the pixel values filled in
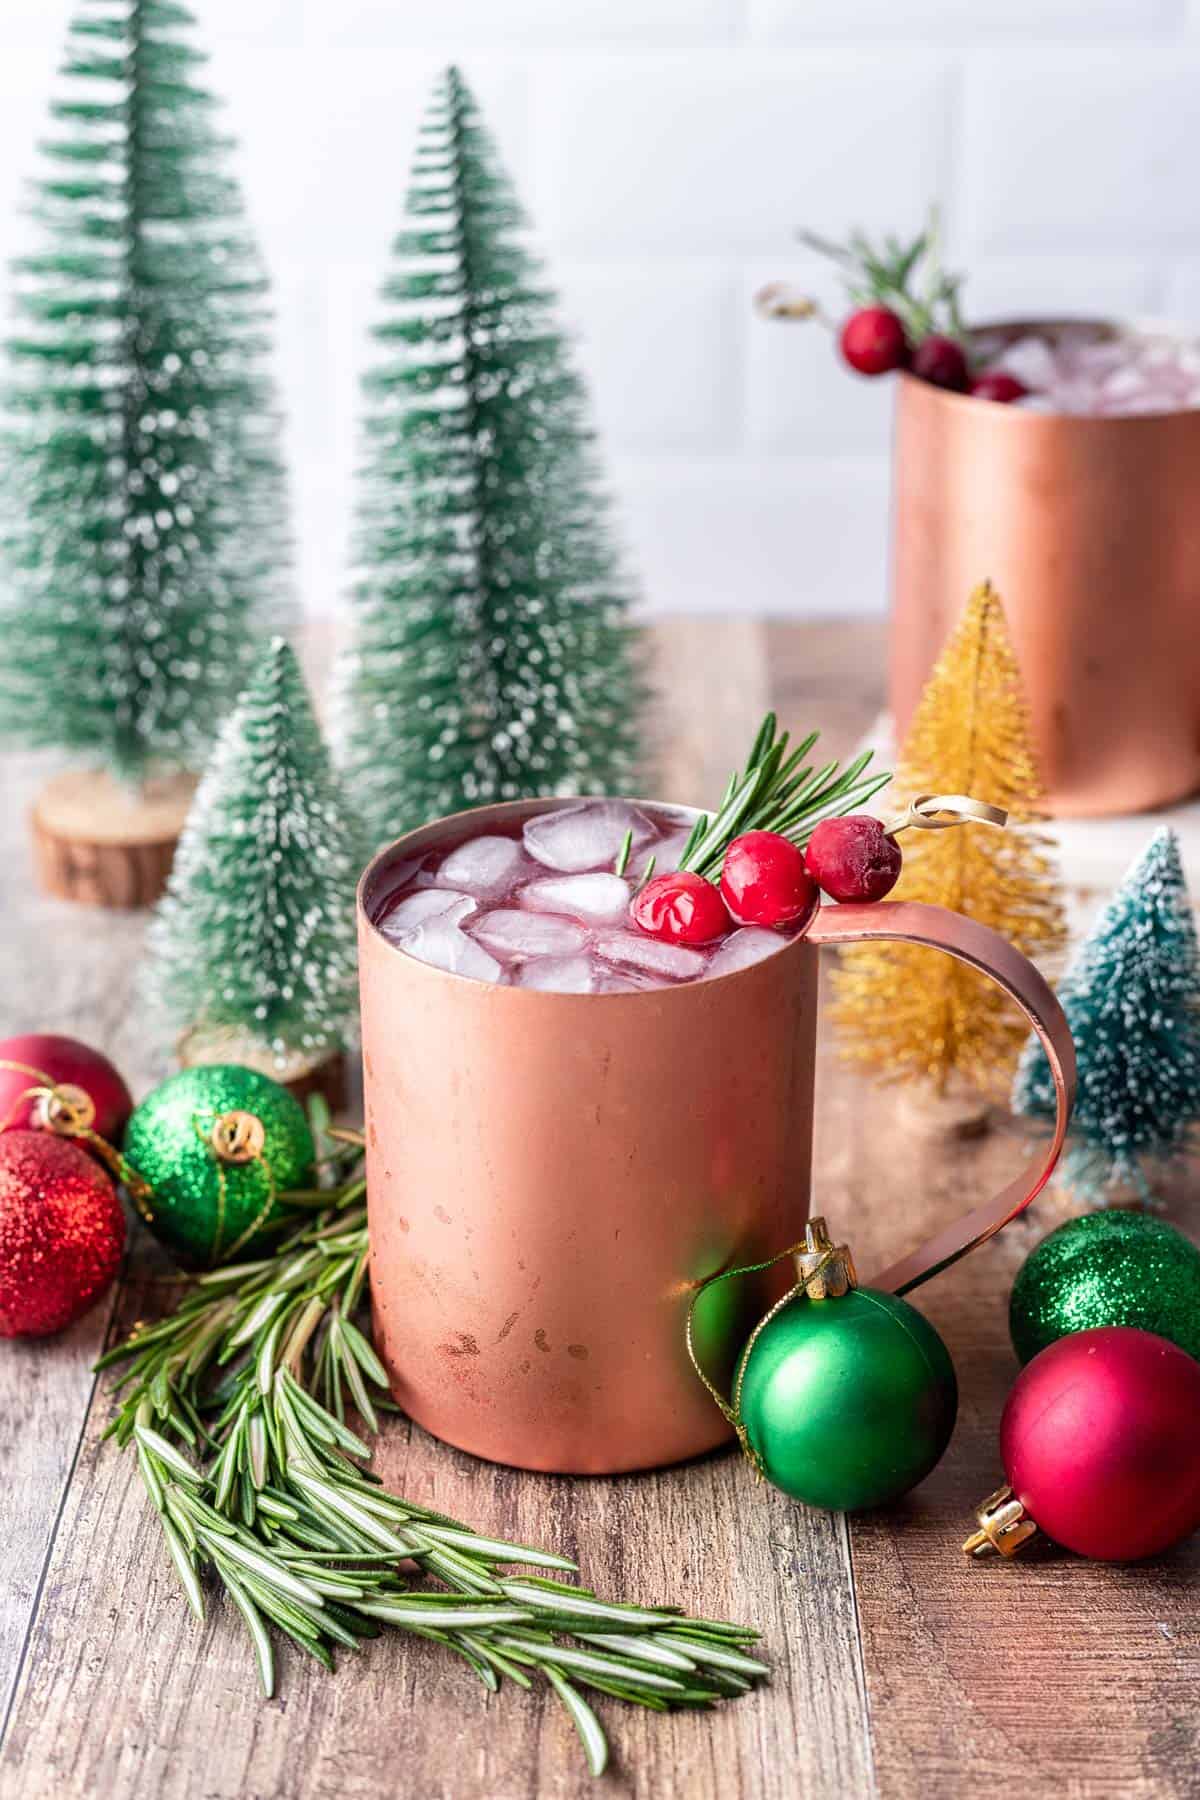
left=999, top=1327, right=1200, bottom=1561
left=719, top=830, right=818, bottom=928
left=630, top=871, right=731, bottom=945
left=0, top=1032, right=132, bottom=1150
left=0, top=1129, right=126, bottom=1337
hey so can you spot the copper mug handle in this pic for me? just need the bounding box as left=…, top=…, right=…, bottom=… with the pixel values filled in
left=806, top=900, right=1077, bottom=1296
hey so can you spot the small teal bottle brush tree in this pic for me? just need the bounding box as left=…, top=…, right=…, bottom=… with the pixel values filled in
left=1014, top=828, right=1200, bottom=1205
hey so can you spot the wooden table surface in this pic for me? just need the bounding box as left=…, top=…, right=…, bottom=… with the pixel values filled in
left=2, top=617, right=1197, bottom=1800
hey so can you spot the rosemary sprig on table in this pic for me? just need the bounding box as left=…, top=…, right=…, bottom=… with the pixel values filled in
left=675, top=712, right=891, bottom=882
left=98, top=1128, right=765, bottom=1777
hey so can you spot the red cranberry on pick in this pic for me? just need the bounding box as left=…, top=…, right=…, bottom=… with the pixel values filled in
left=910, top=334, right=969, bottom=393
left=719, top=830, right=819, bottom=929
left=805, top=816, right=902, bottom=904
left=631, top=871, right=731, bottom=946
left=838, top=306, right=909, bottom=377
left=970, top=371, right=1028, bottom=404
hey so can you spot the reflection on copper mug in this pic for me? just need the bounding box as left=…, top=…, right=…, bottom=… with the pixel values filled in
left=890, top=321, right=1200, bottom=817
left=358, top=799, right=1074, bottom=1476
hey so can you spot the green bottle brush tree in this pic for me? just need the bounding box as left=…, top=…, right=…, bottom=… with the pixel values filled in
left=334, top=65, right=646, bottom=851
left=0, top=0, right=288, bottom=900
left=144, top=640, right=364, bottom=1092
left=1013, top=827, right=1200, bottom=1204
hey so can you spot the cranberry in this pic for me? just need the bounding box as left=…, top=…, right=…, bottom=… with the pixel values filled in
left=969, top=370, right=1028, bottom=404
left=838, top=306, right=909, bottom=377
left=910, top=334, right=969, bottom=393
left=719, top=830, right=819, bottom=929
left=631, top=872, right=731, bottom=945
left=805, top=815, right=902, bottom=904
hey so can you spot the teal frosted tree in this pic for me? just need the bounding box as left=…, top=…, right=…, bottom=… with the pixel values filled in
left=334, top=65, right=645, bottom=848
left=145, top=639, right=364, bottom=1075
left=1013, top=828, right=1200, bottom=1203
left=0, top=0, right=288, bottom=785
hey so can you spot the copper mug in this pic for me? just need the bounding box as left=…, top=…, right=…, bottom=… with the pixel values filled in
left=890, top=319, right=1200, bottom=817
left=358, top=799, right=1075, bottom=1476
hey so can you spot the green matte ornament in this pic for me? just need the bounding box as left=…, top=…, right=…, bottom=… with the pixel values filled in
left=1010, top=1210, right=1200, bottom=1366
left=689, top=1218, right=957, bottom=1512
left=123, top=1065, right=314, bottom=1269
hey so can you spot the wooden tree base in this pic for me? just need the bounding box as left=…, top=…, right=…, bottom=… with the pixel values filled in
left=894, top=1080, right=993, bottom=1141
left=178, top=1027, right=351, bottom=1113
left=30, top=768, right=196, bottom=909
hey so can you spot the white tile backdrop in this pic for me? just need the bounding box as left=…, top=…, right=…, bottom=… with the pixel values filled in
left=1, top=0, right=1198, bottom=620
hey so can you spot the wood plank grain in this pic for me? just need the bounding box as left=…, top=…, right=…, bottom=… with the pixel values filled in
left=3, top=1250, right=873, bottom=1800
left=831, top=1087, right=1200, bottom=1800
left=773, top=617, right=1200, bottom=1797
left=0, top=753, right=169, bottom=1731
left=0, top=627, right=874, bottom=1800
left=650, top=616, right=770, bottom=808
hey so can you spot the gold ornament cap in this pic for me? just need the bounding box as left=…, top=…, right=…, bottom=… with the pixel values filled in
left=794, top=1216, right=857, bottom=1299
left=36, top=1082, right=97, bottom=1136
left=209, top=1110, right=267, bottom=1165
left=962, top=1482, right=1039, bottom=1559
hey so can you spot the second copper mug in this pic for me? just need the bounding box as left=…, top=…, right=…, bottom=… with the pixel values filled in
left=359, top=799, right=1075, bottom=1476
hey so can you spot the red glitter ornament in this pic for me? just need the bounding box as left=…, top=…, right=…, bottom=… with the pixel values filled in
left=719, top=830, right=818, bottom=928
left=969, top=1327, right=1200, bottom=1562
left=630, top=871, right=731, bottom=945
left=0, top=1130, right=126, bottom=1338
left=0, top=1032, right=132, bottom=1151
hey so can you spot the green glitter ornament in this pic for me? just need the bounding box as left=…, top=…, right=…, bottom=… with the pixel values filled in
left=123, top=1066, right=314, bottom=1269
left=689, top=1219, right=958, bottom=1511
left=1010, top=1210, right=1200, bottom=1366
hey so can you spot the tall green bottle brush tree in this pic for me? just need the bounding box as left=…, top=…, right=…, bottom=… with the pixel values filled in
left=0, top=0, right=288, bottom=904
left=335, top=67, right=646, bottom=850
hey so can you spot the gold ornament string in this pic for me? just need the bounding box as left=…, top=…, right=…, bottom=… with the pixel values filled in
left=685, top=1240, right=841, bottom=1479
left=886, top=793, right=1009, bottom=835
left=0, top=1056, right=154, bottom=1212
left=190, top=1108, right=278, bottom=1267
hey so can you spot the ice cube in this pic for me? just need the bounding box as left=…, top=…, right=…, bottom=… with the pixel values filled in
left=1101, top=366, right=1145, bottom=402
left=1067, top=341, right=1126, bottom=379
left=706, top=928, right=787, bottom=978
left=436, top=834, right=525, bottom=897
left=629, top=828, right=691, bottom=879
left=595, top=971, right=653, bottom=994
left=521, top=872, right=632, bottom=925
left=595, top=930, right=707, bottom=981
left=400, top=920, right=504, bottom=984
left=379, top=887, right=476, bottom=941
left=995, top=335, right=1059, bottom=391
left=514, top=954, right=599, bottom=993
left=471, top=909, right=588, bottom=958
left=523, top=802, right=656, bottom=873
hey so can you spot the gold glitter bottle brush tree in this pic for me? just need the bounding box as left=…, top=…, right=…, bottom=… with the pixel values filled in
left=830, top=581, right=1067, bottom=1115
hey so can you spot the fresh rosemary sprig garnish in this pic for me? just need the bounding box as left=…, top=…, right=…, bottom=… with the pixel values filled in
left=99, top=1130, right=766, bottom=1777
left=676, top=712, right=891, bottom=882
left=798, top=208, right=967, bottom=348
